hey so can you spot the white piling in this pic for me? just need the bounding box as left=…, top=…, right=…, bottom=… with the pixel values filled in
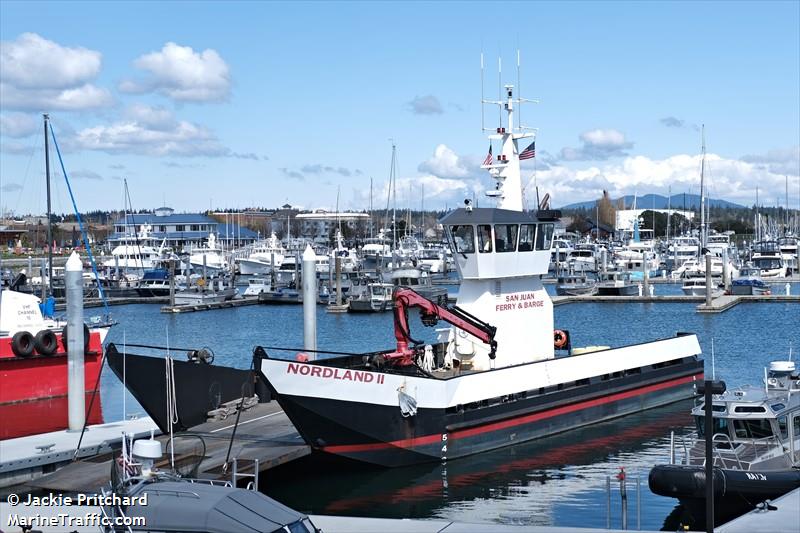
left=302, top=245, right=317, bottom=356
left=705, top=253, right=713, bottom=307
left=66, top=251, right=85, bottom=431
left=335, top=255, right=343, bottom=306
left=722, top=248, right=730, bottom=292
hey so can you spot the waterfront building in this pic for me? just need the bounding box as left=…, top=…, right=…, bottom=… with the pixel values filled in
left=107, top=207, right=257, bottom=250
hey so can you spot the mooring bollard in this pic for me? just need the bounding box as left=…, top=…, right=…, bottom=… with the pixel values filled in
left=302, top=245, right=317, bottom=356
left=66, top=251, right=85, bottom=431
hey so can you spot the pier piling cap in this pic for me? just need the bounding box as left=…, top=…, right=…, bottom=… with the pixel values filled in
left=302, top=244, right=316, bottom=261
left=66, top=250, right=82, bottom=271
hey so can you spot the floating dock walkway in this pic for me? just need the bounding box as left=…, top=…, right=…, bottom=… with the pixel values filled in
left=0, top=416, right=158, bottom=489
left=160, top=296, right=260, bottom=313
left=552, top=293, right=800, bottom=313
left=9, top=402, right=308, bottom=493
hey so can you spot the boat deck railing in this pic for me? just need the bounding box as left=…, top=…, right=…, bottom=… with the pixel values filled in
left=678, top=431, right=785, bottom=470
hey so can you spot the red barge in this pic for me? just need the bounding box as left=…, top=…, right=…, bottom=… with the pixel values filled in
left=0, top=289, right=107, bottom=440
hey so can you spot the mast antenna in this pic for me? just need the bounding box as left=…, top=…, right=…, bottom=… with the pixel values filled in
left=517, top=50, right=521, bottom=127
left=498, top=57, right=502, bottom=127
left=480, top=52, right=485, bottom=133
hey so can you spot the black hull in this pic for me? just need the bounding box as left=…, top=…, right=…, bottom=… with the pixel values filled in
left=267, top=359, right=702, bottom=467
left=596, top=285, right=638, bottom=296
left=135, top=287, right=171, bottom=297
left=649, top=464, right=800, bottom=508
left=106, top=344, right=261, bottom=433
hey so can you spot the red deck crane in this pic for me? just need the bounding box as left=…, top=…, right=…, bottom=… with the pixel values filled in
left=384, top=287, right=498, bottom=366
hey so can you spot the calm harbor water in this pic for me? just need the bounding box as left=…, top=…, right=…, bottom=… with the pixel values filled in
left=98, top=297, right=799, bottom=531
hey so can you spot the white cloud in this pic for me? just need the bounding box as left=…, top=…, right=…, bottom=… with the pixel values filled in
left=0, top=33, right=112, bottom=111
left=120, top=42, right=231, bottom=102
left=0, top=112, right=37, bottom=138
left=70, top=105, right=231, bottom=157
left=559, top=128, right=634, bottom=161
left=417, top=144, right=471, bottom=179
left=124, top=103, right=177, bottom=131
left=538, top=152, right=798, bottom=207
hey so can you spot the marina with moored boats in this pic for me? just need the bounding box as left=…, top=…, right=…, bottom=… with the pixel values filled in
left=1, top=8, right=799, bottom=529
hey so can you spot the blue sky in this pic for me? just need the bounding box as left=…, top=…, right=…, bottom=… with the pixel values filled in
left=1, top=0, right=798, bottom=216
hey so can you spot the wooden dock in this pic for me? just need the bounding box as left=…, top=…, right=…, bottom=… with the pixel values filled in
left=551, top=293, right=800, bottom=313
left=160, top=296, right=260, bottom=313
left=697, top=294, right=800, bottom=313
left=21, top=402, right=309, bottom=493
left=0, top=416, right=159, bottom=489
left=55, top=296, right=168, bottom=310
left=551, top=295, right=703, bottom=305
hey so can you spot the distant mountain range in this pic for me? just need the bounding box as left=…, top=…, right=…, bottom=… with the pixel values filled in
left=560, top=193, right=745, bottom=211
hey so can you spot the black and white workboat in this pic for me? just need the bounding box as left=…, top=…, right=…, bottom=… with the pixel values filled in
left=258, top=80, right=704, bottom=467
left=649, top=360, right=800, bottom=513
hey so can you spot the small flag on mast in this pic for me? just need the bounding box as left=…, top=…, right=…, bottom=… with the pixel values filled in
left=483, top=145, right=493, bottom=166
left=519, top=141, right=536, bottom=160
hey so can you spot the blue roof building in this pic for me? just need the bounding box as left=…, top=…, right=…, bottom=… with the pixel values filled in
left=108, top=207, right=258, bottom=250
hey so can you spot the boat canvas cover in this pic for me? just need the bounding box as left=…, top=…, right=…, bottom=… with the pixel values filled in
left=0, top=290, right=46, bottom=336
left=131, top=481, right=307, bottom=532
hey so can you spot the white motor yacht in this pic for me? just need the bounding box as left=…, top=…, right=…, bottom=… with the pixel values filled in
left=236, top=232, right=285, bottom=275
left=102, top=223, right=165, bottom=271
left=188, top=233, right=229, bottom=273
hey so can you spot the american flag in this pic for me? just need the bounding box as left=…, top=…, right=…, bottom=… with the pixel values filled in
left=519, top=141, right=536, bottom=160
left=482, top=145, right=493, bottom=166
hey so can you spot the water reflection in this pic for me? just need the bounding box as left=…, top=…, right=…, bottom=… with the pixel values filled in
left=263, top=401, right=695, bottom=530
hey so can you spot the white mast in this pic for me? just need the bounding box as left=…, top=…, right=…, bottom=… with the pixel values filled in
left=480, top=54, right=536, bottom=213
left=699, top=124, right=706, bottom=251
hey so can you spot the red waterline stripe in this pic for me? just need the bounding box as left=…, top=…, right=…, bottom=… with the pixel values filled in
left=321, top=372, right=702, bottom=454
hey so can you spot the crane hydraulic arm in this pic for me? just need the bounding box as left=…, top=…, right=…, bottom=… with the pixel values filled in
left=384, top=287, right=497, bottom=366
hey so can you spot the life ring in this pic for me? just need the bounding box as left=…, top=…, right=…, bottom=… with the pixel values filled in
left=11, top=331, right=34, bottom=357
left=62, top=323, right=91, bottom=353
left=34, top=330, right=58, bottom=355
left=553, top=329, right=568, bottom=349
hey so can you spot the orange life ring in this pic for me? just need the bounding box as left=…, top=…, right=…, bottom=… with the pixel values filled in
left=553, top=329, right=568, bottom=349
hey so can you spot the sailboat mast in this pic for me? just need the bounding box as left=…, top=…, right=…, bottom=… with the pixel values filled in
left=391, top=143, right=397, bottom=249
left=369, top=177, right=373, bottom=239
left=43, top=114, right=53, bottom=296
left=699, top=124, right=706, bottom=251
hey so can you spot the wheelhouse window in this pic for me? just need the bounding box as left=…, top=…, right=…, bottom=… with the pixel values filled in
left=777, top=416, right=788, bottom=440
left=494, top=224, right=518, bottom=253
left=518, top=224, right=535, bottom=251
left=477, top=224, right=493, bottom=253
left=535, top=223, right=554, bottom=250
left=176, top=225, right=185, bottom=232
left=696, top=416, right=729, bottom=437
left=733, top=418, right=774, bottom=439
left=449, top=225, right=475, bottom=254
